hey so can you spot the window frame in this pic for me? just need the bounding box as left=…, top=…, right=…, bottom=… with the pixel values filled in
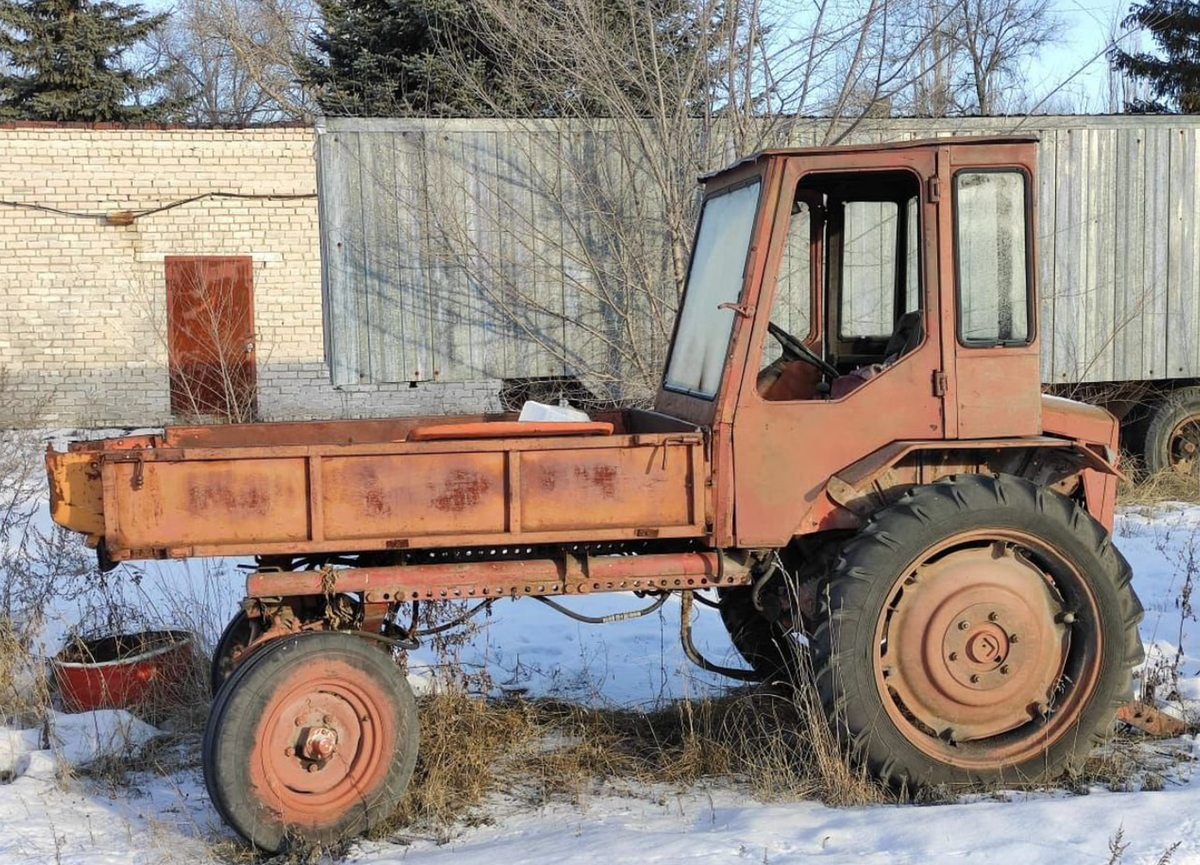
left=952, top=166, right=1036, bottom=349
left=661, top=175, right=765, bottom=401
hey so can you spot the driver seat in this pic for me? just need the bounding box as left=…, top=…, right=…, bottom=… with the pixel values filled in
left=830, top=310, right=925, bottom=399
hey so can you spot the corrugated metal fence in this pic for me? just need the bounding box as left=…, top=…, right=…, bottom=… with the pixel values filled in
left=317, top=115, right=1200, bottom=389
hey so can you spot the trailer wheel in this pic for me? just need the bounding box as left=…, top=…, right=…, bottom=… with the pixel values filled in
left=210, top=610, right=254, bottom=696
left=812, top=474, right=1143, bottom=789
left=203, top=631, right=419, bottom=853
left=1142, top=387, right=1200, bottom=475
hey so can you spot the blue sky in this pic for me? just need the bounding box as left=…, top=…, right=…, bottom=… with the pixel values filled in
left=1033, top=0, right=1133, bottom=111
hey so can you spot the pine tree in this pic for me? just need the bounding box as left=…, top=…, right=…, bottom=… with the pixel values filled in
left=299, top=0, right=510, bottom=116
left=1111, top=0, right=1200, bottom=112
left=0, top=0, right=186, bottom=122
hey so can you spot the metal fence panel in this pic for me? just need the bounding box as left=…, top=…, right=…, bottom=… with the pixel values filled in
left=317, top=115, right=1200, bottom=388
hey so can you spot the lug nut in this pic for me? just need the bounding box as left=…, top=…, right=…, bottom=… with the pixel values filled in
left=1000, top=665, right=1010, bottom=675
left=948, top=652, right=959, bottom=661
left=285, top=746, right=295, bottom=757
left=958, top=620, right=971, bottom=631
left=294, top=717, right=303, bottom=727
left=307, top=763, right=319, bottom=773
left=1057, top=611, right=1076, bottom=624
left=1010, top=634, right=1020, bottom=644
left=970, top=674, right=980, bottom=684
left=323, top=715, right=333, bottom=725
left=988, top=612, right=998, bottom=622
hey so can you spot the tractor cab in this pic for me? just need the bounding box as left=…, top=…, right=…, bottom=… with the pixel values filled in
left=656, top=137, right=1052, bottom=546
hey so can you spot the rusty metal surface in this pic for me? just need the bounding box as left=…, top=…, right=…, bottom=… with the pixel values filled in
left=46, top=136, right=1122, bottom=600
left=1117, top=703, right=1190, bottom=738
left=873, top=529, right=1103, bottom=768
left=248, top=655, right=396, bottom=832
left=49, top=413, right=708, bottom=561
left=882, top=543, right=1069, bottom=742
left=166, top=256, right=257, bottom=419
left=245, top=551, right=750, bottom=601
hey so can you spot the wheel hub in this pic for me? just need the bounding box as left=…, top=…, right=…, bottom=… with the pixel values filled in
left=1168, top=416, right=1200, bottom=475
left=882, top=542, right=1070, bottom=742
left=259, top=679, right=380, bottom=802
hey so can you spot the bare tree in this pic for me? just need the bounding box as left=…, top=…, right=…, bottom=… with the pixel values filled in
left=364, top=0, right=952, bottom=403
left=894, top=0, right=1058, bottom=115
left=155, top=0, right=317, bottom=123
left=953, top=0, right=1058, bottom=114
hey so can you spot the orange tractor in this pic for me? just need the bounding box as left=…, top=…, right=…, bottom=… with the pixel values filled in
left=48, top=136, right=1144, bottom=851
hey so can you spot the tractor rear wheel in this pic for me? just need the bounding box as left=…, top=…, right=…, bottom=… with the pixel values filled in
left=812, top=474, right=1143, bottom=789
left=203, top=631, right=419, bottom=852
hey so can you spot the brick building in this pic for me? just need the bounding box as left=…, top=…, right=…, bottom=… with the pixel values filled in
left=0, top=124, right=499, bottom=428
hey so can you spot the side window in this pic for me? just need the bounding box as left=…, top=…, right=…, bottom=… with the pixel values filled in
left=840, top=201, right=898, bottom=338
left=956, top=171, right=1030, bottom=344
left=762, top=200, right=812, bottom=368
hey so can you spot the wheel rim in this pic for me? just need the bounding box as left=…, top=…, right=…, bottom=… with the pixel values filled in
left=249, top=659, right=396, bottom=829
left=873, top=530, right=1103, bottom=770
left=1167, top=415, right=1200, bottom=475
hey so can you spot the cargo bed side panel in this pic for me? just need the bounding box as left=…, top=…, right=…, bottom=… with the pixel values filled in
left=322, top=452, right=507, bottom=540
left=108, top=459, right=310, bottom=550
left=92, top=435, right=707, bottom=559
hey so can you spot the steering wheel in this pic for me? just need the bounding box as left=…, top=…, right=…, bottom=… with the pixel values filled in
left=767, top=322, right=839, bottom=379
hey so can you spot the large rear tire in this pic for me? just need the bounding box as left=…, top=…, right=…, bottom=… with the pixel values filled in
left=203, top=631, right=419, bottom=852
left=812, top=474, right=1143, bottom=789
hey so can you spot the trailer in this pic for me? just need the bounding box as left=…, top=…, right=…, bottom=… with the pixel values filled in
left=49, top=136, right=1145, bottom=853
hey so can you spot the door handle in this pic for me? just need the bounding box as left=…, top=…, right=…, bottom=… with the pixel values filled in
left=718, top=302, right=756, bottom=318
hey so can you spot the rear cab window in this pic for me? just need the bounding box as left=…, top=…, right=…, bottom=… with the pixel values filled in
left=955, top=170, right=1032, bottom=346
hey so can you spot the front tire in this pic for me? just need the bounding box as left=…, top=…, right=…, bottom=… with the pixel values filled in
left=203, top=631, right=419, bottom=852
left=812, top=474, right=1143, bottom=789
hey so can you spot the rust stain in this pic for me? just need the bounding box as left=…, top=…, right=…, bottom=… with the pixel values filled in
left=573, top=464, right=619, bottom=498
left=364, top=488, right=390, bottom=516
left=431, top=470, right=489, bottom=512
left=356, top=463, right=391, bottom=516
left=187, top=477, right=271, bottom=516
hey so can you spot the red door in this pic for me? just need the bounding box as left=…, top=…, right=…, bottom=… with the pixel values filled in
left=166, top=256, right=257, bottom=420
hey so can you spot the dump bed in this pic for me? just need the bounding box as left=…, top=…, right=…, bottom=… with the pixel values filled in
left=47, top=410, right=709, bottom=563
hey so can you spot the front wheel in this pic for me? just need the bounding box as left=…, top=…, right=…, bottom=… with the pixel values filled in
left=813, top=474, right=1143, bottom=789
left=203, top=631, right=419, bottom=852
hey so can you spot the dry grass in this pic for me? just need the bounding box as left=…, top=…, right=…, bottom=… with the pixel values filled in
left=0, top=615, right=52, bottom=728
left=1118, top=466, right=1200, bottom=506
left=386, top=691, right=540, bottom=830
left=376, top=671, right=886, bottom=841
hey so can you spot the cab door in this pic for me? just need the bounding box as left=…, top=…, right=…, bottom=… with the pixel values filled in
left=730, top=148, right=946, bottom=547
left=945, top=141, right=1042, bottom=438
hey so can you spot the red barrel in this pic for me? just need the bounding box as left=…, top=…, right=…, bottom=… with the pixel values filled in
left=52, top=630, right=195, bottom=713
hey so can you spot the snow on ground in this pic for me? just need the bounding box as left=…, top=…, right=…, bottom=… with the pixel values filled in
left=1, top=491, right=1198, bottom=864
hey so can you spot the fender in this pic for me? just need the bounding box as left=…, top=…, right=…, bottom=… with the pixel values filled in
left=805, top=435, right=1124, bottom=536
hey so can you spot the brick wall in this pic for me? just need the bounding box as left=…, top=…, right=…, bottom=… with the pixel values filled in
left=0, top=125, right=501, bottom=427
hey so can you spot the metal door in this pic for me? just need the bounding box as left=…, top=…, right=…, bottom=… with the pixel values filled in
left=166, top=256, right=257, bottom=420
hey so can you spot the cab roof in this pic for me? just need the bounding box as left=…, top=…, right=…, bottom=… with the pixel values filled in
left=701, top=134, right=1040, bottom=181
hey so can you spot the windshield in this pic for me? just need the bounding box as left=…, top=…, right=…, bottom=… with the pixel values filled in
left=664, top=180, right=762, bottom=398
